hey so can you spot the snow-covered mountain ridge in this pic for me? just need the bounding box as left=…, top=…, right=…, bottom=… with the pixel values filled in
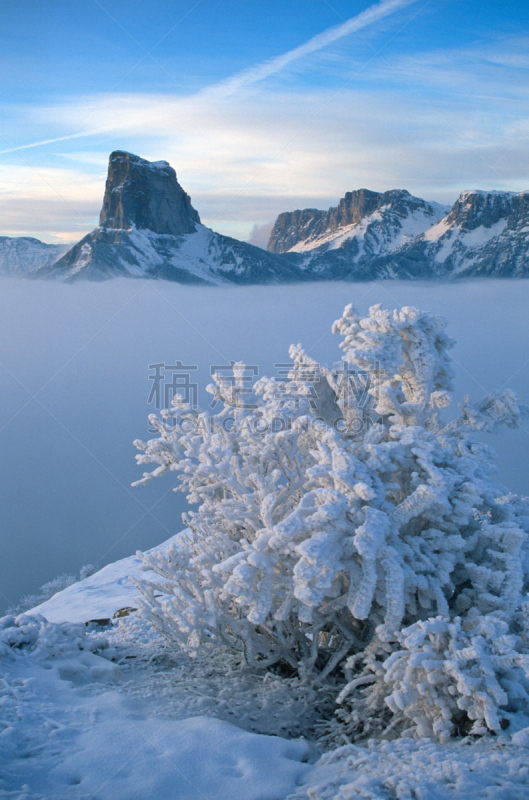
left=0, top=236, right=69, bottom=277
left=36, top=222, right=298, bottom=283
left=267, top=188, right=448, bottom=254
left=35, top=151, right=297, bottom=284
left=272, top=187, right=529, bottom=280
left=2, top=150, right=529, bottom=281
left=374, top=188, right=529, bottom=278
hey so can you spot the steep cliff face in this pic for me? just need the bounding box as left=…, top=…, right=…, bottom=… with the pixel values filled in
left=268, top=189, right=384, bottom=253
left=442, top=190, right=521, bottom=231
left=267, top=208, right=326, bottom=254
left=98, top=151, right=200, bottom=235
left=267, top=189, right=446, bottom=256
left=35, top=152, right=300, bottom=284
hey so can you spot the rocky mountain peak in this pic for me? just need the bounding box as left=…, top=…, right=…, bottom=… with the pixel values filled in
left=8, top=152, right=528, bottom=283
left=32, top=150, right=297, bottom=284
left=267, top=188, right=442, bottom=254
left=328, top=188, right=384, bottom=229
left=267, top=188, right=384, bottom=254
left=444, top=189, right=521, bottom=231
left=98, top=151, right=200, bottom=236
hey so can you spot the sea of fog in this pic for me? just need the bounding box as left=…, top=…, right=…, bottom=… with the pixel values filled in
left=1, top=277, right=529, bottom=613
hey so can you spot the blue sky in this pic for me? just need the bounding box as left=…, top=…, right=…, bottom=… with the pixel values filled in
left=1, top=0, right=529, bottom=244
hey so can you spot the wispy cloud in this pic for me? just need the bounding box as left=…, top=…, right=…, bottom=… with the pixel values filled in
left=2, top=0, right=418, bottom=158
left=3, top=10, right=529, bottom=242
left=201, top=0, right=420, bottom=98
left=0, top=165, right=103, bottom=241
left=0, top=130, right=105, bottom=156
left=16, top=73, right=528, bottom=243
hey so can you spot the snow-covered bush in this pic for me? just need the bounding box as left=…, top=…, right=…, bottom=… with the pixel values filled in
left=132, top=303, right=529, bottom=739
left=338, top=613, right=529, bottom=742
left=0, top=613, right=116, bottom=669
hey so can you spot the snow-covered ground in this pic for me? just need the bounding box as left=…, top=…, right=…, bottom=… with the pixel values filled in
left=1, top=539, right=528, bottom=799
left=29, top=532, right=186, bottom=623
left=0, top=613, right=312, bottom=800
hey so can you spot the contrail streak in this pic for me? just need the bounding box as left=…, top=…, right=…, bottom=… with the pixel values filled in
left=2, top=0, right=420, bottom=156
left=0, top=130, right=103, bottom=156
left=202, top=0, right=420, bottom=97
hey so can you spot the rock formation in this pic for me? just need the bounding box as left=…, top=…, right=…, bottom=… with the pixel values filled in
left=98, top=151, right=200, bottom=235
left=267, top=189, right=446, bottom=255
left=365, top=189, right=529, bottom=279
left=4, top=149, right=527, bottom=283
left=34, top=152, right=298, bottom=284
left=266, top=187, right=529, bottom=280
left=443, top=189, right=521, bottom=230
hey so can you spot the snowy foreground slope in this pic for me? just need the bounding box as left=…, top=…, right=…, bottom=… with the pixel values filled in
left=29, top=533, right=187, bottom=623
left=1, top=535, right=528, bottom=799
left=4, top=278, right=529, bottom=798
left=0, top=615, right=311, bottom=800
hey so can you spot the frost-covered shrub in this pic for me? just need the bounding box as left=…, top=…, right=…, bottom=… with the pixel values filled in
left=338, top=613, right=529, bottom=742
left=0, top=613, right=115, bottom=667
left=132, top=303, right=529, bottom=738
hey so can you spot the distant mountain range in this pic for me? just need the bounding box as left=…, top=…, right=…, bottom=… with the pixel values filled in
left=273, top=187, right=529, bottom=280
left=1, top=150, right=528, bottom=283
left=0, top=236, right=69, bottom=277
